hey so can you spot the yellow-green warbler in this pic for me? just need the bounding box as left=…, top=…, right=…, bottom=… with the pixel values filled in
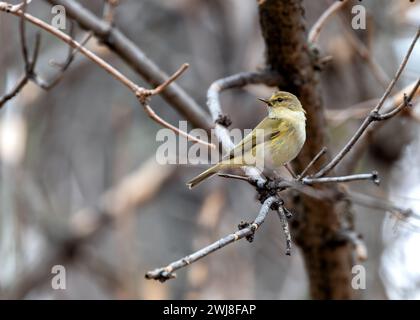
left=187, top=91, right=306, bottom=188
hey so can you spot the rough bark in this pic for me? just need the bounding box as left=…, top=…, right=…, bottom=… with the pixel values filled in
left=258, top=0, right=355, bottom=299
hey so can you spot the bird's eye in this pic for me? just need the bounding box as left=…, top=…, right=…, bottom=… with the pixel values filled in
left=277, top=98, right=283, bottom=103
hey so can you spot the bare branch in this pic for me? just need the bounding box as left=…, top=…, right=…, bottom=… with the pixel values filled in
left=302, top=172, right=380, bottom=185
left=376, top=82, right=420, bottom=120
left=333, top=80, right=420, bottom=174
left=0, top=2, right=212, bottom=148
left=145, top=196, right=278, bottom=282
left=297, top=147, right=327, bottom=179
left=1, top=3, right=140, bottom=91
left=137, top=64, right=216, bottom=148
left=37, top=26, right=93, bottom=89
left=315, top=28, right=420, bottom=178
left=142, top=102, right=215, bottom=149
left=137, top=63, right=190, bottom=98
left=217, top=173, right=249, bottom=182
left=0, top=75, right=29, bottom=108
left=46, top=0, right=211, bottom=130
left=19, top=0, right=30, bottom=66
left=276, top=206, right=292, bottom=255
left=308, top=0, right=349, bottom=45
left=348, top=190, right=414, bottom=220
left=0, top=1, right=40, bottom=108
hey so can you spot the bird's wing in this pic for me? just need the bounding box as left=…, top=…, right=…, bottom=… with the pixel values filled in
left=224, top=117, right=294, bottom=161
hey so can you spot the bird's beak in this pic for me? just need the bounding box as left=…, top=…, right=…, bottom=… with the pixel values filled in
left=258, top=98, right=270, bottom=105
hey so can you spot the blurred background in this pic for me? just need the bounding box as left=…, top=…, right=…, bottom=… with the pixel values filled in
left=0, top=0, right=419, bottom=299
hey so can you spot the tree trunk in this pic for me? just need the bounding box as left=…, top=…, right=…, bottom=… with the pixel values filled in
left=258, top=0, right=356, bottom=299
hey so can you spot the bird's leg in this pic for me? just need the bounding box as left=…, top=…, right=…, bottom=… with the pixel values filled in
left=284, top=163, right=297, bottom=179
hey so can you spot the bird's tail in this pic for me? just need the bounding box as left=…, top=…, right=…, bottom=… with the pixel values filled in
left=187, top=164, right=221, bottom=189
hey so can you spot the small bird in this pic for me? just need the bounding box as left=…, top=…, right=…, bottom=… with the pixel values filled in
left=187, top=91, right=306, bottom=189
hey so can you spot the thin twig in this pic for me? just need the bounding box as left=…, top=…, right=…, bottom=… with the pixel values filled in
left=333, top=80, right=420, bottom=174
left=1, top=3, right=87, bottom=104
left=0, top=2, right=213, bottom=148
left=337, top=10, right=390, bottom=89
left=207, top=70, right=283, bottom=123
left=315, top=28, right=420, bottom=178
left=46, top=0, right=211, bottom=130
left=276, top=206, right=292, bottom=256
left=37, top=26, right=93, bottom=89
left=137, top=64, right=215, bottom=148
left=308, top=0, right=349, bottom=45
left=0, top=2, right=139, bottom=92
left=219, top=172, right=352, bottom=203
left=303, top=172, right=380, bottom=185
left=19, top=0, right=30, bottom=66
left=297, top=147, right=327, bottom=179
left=142, top=102, right=215, bottom=149
left=285, top=163, right=297, bottom=179
left=152, top=64, right=190, bottom=95
left=0, top=1, right=39, bottom=108
left=145, top=196, right=278, bottom=282
left=0, top=75, right=29, bottom=107
left=217, top=173, right=250, bottom=182
left=376, top=81, right=420, bottom=120
left=348, top=190, right=414, bottom=220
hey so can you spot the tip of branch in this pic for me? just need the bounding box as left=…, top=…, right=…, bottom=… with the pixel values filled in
left=175, top=63, right=189, bottom=78
left=145, top=270, right=176, bottom=282
left=371, top=171, right=380, bottom=185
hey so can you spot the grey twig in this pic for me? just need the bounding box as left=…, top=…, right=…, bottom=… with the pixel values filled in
left=0, top=0, right=40, bottom=108
left=307, top=0, right=349, bottom=45
left=207, top=70, right=284, bottom=123
left=217, top=173, right=250, bottom=182
left=46, top=0, right=211, bottom=130
left=145, top=196, right=278, bottom=282
left=303, top=171, right=380, bottom=186
left=1, top=2, right=87, bottom=106
left=347, top=190, right=415, bottom=220
left=36, top=25, right=93, bottom=90
left=0, top=75, right=29, bottom=107
left=315, top=28, right=420, bottom=178
left=0, top=2, right=212, bottom=148
left=276, top=206, right=292, bottom=256
left=19, top=0, right=30, bottom=66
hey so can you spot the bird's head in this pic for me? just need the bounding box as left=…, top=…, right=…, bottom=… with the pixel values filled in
left=258, top=91, right=306, bottom=118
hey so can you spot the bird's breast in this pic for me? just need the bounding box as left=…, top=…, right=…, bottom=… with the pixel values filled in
left=267, top=117, right=306, bottom=168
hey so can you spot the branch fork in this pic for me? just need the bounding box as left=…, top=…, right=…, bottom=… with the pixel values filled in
left=145, top=195, right=293, bottom=282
